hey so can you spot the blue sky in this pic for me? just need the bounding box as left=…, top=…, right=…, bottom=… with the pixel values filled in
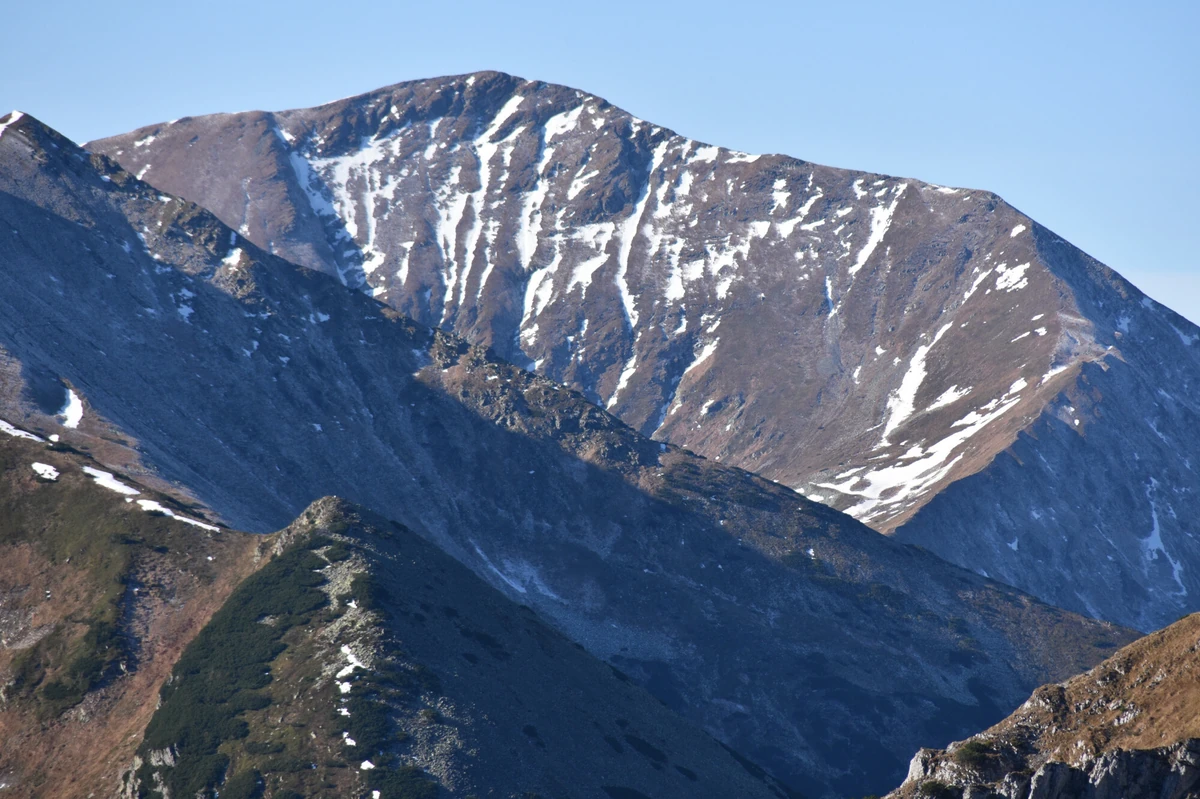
left=5, top=0, right=1197, bottom=321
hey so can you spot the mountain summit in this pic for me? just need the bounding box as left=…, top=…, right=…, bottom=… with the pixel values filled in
left=90, top=71, right=1200, bottom=632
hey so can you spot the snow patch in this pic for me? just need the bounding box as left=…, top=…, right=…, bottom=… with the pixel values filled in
left=31, top=462, right=59, bottom=480
left=58, top=389, right=84, bottom=429
left=995, top=262, right=1030, bottom=292
left=879, top=322, right=953, bottom=443
left=0, top=111, right=25, bottom=140
left=850, top=184, right=906, bottom=276
left=0, top=419, right=43, bottom=442
left=135, top=500, right=220, bottom=531
left=82, top=467, right=140, bottom=496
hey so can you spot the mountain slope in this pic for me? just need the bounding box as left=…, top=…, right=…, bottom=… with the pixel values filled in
left=0, top=421, right=796, bottom=799
left=90, top=72, right=1200, bottom=631
left=0, top=110, right=1132, bottom=796
left=127, top=496, right=799, bottom=799
left=0, top=417, right=261, bottom=797
left=890, top=613, right=1200, bottom=798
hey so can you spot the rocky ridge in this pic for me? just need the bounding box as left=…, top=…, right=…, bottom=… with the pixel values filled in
left=125, top=496, right=800, bottom=799
left=890, top=614, right=1200, bottom=799
left=90, top=72, right=1200, bottom=631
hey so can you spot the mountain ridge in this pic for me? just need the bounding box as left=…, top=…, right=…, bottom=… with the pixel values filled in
left=87, top=72, right=1200, bottom=631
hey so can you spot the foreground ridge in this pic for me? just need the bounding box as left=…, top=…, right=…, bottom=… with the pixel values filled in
left=891, top=614, right=1200, bottom=799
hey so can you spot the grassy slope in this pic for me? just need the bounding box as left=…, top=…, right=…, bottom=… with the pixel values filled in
left=0, top=429, right=263, bottom=798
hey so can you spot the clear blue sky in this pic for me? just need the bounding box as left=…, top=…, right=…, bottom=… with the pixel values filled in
left=5, top=0, right=1197, bottom=322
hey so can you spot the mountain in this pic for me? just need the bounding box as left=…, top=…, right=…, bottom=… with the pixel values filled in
left=126, top=496, right=799, bottom=799
left=90, top=70, right=1200, bottom=632
left=0, top=110, right=1132, bottom=796
left=890, top=613, right=1200, bottom=798
left=0, top=423, right=793, bottom=799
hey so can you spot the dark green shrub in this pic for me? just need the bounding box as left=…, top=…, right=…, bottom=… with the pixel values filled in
left=952, top=740, right=991, bottom=768
left=135, top=539, right=329, bottom=797
left=367, top=764, right=438, bottom=799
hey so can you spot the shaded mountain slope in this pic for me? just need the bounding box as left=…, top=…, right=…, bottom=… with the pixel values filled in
left=890, top=613, right=1200, bottom=798
left=127, top=496, right=799, bottom=799
left=90, top=72, right=1200, bottom=631
left=0, top=111, right=1132, bottom=796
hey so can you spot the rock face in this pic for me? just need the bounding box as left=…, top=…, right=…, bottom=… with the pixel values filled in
left=902, top=740, right=1200, bottom=799
left=89, top=71, right=1200, bottom=632
left=889, top=613, right=1200, bottom=799
left=0, top=111, right=1132, bottom=797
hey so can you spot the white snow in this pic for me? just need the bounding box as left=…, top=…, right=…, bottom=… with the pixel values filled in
left=336, top=644, right=368, bottom=679
left=879, top=322, right=953, bottom=443
left=1040, top=363, right=1072, bottom=384
left=0, top=418, right=43, bottom=442
left=360, top=760, right=376, bottom=770
left=221, top=247, right=244, bottom=268
left=82, top=467, right=140, bottom=496
left=58, top=389, right=83, bottom=429
left=1143, top=480, right=1187, bottom=596
left=994, top=262, right=1030, bottom=292
left=31, top=463, right=59, bottom=480
left=607, top=355, right=640, bottom=409
left=614, top=141, right=669, bottom=330
left=771, top=178, right=790, bottom=213
left=926, top=385, right=971, bottom=412
left=681, top=338, right=720, bottom=381
left=850, top=184, right=906, bottom=276
left=566, top=222, right=616, bottom=294
left=0, top=111, right=24, bottom=140
left=1010, top=224, right=1027, bottom=238
left=460, top=96, right=525, bottom=301
left=961, top=268, right=994, bottom=303
left=135, top=499, right=220, bottom=531
left=821, top=384, right=1026, bottom=523
left=568, top=168, right=600, bottom=201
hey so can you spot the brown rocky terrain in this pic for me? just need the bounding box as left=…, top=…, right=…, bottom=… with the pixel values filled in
left=890, top=614, right=1200, bottom=798
left=89, top=72, right=1200, bottom=631
left=0, top=421, right=263, bottom=797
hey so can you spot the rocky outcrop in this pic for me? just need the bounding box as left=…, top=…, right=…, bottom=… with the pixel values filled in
left=889, top=614, right=1200, bottom=799
left=898, top=739, right=1200, bottom=799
